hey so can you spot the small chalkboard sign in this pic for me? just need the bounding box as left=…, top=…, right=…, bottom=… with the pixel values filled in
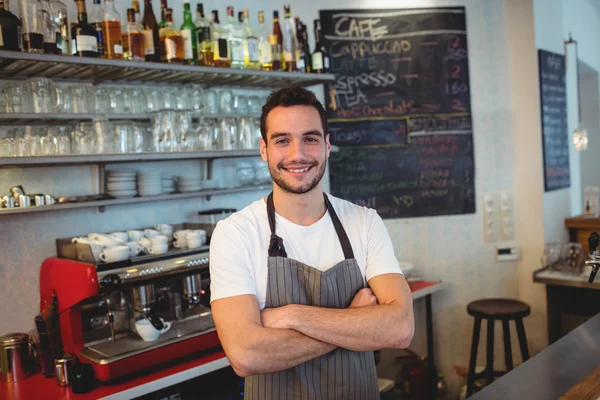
left=321, top=7, right=475, bottom=218
left=538, top=49, right=570, bottom=191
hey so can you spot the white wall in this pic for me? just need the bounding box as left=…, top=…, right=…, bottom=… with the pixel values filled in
left=579, top=70, right=600, bottom=189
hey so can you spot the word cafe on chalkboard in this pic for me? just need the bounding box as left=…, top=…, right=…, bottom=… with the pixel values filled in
left=320, top=7, right=476, bottom=219
left=538, top=49, right=570, bottom=192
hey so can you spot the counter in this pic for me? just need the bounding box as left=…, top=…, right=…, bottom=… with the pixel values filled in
left=469, top=312, right=600, bottom=399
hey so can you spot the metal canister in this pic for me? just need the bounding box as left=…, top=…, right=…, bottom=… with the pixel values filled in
left=1, top=196, right=15, bottom=208
left=45, top=195, right=56, bottom=205
left=18, top=195, right=31, bottom=208
left=32, top=194, right=45, bottom=206
left=54, top=354, right=75, bottom=387
left=0, top=333, right=34, bottom=383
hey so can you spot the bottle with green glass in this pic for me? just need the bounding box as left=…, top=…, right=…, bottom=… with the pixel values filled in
left=180, top=0, right=197, bottom=64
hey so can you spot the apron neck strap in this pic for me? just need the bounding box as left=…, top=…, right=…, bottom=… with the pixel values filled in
left=267, top=192, right=355, bottom=260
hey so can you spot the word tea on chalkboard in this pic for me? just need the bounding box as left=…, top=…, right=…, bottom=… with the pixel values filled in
left=320, top=7, right=475, bottom=218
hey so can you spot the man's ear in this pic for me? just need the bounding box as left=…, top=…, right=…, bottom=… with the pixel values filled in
left=260, top=138, right=268, bottom=162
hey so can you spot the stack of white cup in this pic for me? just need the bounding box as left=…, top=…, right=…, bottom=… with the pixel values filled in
left=173, top=229, right=207, bottom=249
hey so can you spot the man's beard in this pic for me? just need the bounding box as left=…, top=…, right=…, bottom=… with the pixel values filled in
left=267, top=159, right=327, bottom=194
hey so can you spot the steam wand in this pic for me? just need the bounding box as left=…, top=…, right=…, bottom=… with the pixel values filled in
left=585, top=232, right=600, bottom=283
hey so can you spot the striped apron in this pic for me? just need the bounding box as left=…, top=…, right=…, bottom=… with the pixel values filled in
left=244, top=192, right=379, bottom=400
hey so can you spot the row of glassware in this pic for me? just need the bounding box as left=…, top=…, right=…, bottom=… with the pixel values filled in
left=0, top=112, right=261, bottom=157
left=0, top=77, right=265, bottom=115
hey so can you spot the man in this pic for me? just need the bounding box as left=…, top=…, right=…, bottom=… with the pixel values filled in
left=209, top=86, right=414, bottom=400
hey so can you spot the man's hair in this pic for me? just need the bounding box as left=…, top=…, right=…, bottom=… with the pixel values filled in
left=260, top=86, right=328, bottom=143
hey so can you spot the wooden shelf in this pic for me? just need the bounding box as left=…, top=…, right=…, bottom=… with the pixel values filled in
left=0, top=50, right=335, bottom=87
left=0, top=186, right=271, bottom=216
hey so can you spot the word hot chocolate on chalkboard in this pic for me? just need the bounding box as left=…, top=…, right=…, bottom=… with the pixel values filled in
left=320, top=7, right=475, bottom=218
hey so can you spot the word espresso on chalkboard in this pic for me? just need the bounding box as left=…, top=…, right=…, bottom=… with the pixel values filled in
left=538, top=49, right=570, bottom=191
left=320, top=7, right=475, bottom=219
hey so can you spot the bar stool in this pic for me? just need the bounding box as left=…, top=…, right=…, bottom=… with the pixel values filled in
left=466, top=298, right=530, bottom=397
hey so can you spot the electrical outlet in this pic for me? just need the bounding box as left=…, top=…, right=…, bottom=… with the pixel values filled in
left=499, top=192, right=515, bottom=240
left=483, top=193, right=499, bottom=242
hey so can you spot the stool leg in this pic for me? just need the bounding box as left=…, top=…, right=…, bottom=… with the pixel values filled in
left=485, top=319, right=494, bottom=385
left=515, top=318, right=530, bottom=361
left=502, top=320, right=514, bottom=371
left=467, top=317, right=482, bottom=397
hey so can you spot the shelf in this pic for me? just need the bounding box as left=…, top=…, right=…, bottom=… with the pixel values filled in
left=0, top=50, right=336, bottom=88
left=0, top=113, right=260, bottom=125
left=0, top=149, right=261, bottom=167
left=0, top=185, right=271, bottom=216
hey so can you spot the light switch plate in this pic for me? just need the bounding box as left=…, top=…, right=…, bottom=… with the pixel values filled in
left=499, top=192, right=515, bottom=240
left=496, top=246, right=521, bottom=262
left=483, top=193, right=499, bottom=242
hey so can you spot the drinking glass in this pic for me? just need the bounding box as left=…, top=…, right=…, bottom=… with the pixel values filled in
left=114, top=121, right=144, bottom=153
left=204, top=89, right=218, bottom=114
left=233, top=94, right=248, bottom=114
left=129, top=88, right=148, bottom=114
left=29, top=78, right=62, bottom=113
left=5, top=83, right=32, bottom=113
left=109, top=87, right=132, bottom=114
left=93, top=87, right=111, bottom=114
left=218, top=90, right=233, bottom=114
left=218, top=117, right=237, bottom=150
left=70, top=86, right=91, bottom=114
left=237, top=117, right=257, bottom=150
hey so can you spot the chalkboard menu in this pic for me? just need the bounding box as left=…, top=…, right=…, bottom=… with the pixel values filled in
left=538, top=49, right=570, bottom=191
left=320, top=7, right=475, bottom=219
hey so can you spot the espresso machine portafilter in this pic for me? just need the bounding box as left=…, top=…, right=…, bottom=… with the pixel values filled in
left=585, top=232, right=600, bottom=283
left=183, top=274, right=203, bottom=306
left=131, top=284, right=164, bottom=330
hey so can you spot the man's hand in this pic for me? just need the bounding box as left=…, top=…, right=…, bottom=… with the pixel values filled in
left=350, top=288, right=378, bottom=308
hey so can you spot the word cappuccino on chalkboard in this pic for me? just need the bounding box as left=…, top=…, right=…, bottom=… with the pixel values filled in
left=320, top=7, right=475, bottom=218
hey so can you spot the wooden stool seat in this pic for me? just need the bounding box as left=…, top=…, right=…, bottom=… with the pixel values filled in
left=466, top=298, right=531, bottom=397
left=467, top=298, right=531, bottom=319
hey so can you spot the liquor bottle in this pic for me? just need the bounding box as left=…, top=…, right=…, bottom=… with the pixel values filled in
left=158, top=0, right=167, bottom=28
left=180, top=0, right=197, bottom=64
left=257, top=11, right=271, bottom=71
left=297, top=20, right=311, bottom=73
left=269, top=34, right=281, bottom=71
left=71, top=0, right=99, bottom=57
left=88, top=0, right=104, bottom=56
left=311, top=19, right=329, bottom=73
left=211, top=10, right=229, bottom=68
left=194, top=3, right=212, bottom=66
left=225, top=6, right=244, bottom=69
left=102, top=0, right=123, bottom=59
left=37, top=0, right=56, bottom=54
left=0, top=0, right=22, bottom=51
left=241, top=8, right=259, bottom=70
left=49, top=0, right=69, bottom=54
left=19, top=0, right=43, bottom=53
left=272, top=10, right=283, bottom=68
left=122, top=8, right=144, bottom=61
left=158, top=8, right=183, bottom=63
left=132, top=0, right=140, bottom=23
left=282, top=5, right=298, bottom=71
left=141, top=0, right=159, bottom=61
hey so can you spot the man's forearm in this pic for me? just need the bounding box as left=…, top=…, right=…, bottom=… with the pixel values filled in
left=284, top=303, right=413, bottom=352
left=229, top=324, right=335, bottom=376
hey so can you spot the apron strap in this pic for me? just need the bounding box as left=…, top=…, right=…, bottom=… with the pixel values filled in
left=267, top=192, right=288, bottom=257
left=324, top=193, right=355, bottom=260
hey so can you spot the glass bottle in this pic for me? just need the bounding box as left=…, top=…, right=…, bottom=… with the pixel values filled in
left=272, top=10, right=283, bottom=68
left=132, top=0, right=140, bottom=23
left=311, top=19, right=329, bottom=73
left=257, top=11, right=271, bottom=71
left=242, top=8, right=259, bottom=70
left=141, top=0, right=159, bottom=61
left=158, top=0, right=167, bottom=28
left=180, top=0, right=197, bottom=64
left=71, top=0, right=99, bottom=57
left=37, top=0, right=55, bottom=54
left=49, top=0, right=69, bottom=55
left=282, top=5, right=297, bottom=72
left=101, top=0, right=123, bottom=59
left=211, top=10, right=229, bottom=68
left=19, top=0, right=44, bottom=53
left=194, top=3, right=212, bottom=66
left=224, top=6, right=244, bottom=69
left=158, top=8, right=183, bottom=63
left=0, top=0, right=23, bottom=51
left=88, top=0, right=104, bottom=57
left=296, top=19, right=311, bottom=73
left=269, top=34, right=281, bottom=71
left=122, top=8, right=144, bottom=61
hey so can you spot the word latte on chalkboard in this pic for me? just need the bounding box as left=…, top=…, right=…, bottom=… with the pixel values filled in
left=538, top=49, right=570, bottom=192
left=320, top=7, right=475, bottom=218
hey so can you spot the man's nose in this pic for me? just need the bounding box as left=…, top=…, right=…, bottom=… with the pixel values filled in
left=288, top=139, right=304, bottom=159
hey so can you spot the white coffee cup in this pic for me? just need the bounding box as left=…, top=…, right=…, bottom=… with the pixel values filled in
left=128, top=230, right=145, bottom=241
left=174, top=230, right=191, bottom=240
left=99, top=246, right=130, bottom=263
left=138, top=237, right=152, bottom=248
left=173, top=239, right=187, bottom=249
left=186, top=231, right=205, bottom=240
left=151, top=235, right=168, bottom=246
left=144, top=229, right=160, bottom=238
left=148, top=243, right=168, bottom=255
left=91, top=234, right=120, bottom=248
left=125, top=241, right=143, bottom=257
left=155, top=223, right=173, bottom=233
left=72, top=237, right=105, bottom=262
left=186, top=238, right=203, bottom=249
left=109, top=232, right=129, bottom=243
left=135, top=318, right=171, bottom=342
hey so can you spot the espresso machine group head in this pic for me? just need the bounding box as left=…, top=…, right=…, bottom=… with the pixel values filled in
left=586, top=232, right=600, bottom=283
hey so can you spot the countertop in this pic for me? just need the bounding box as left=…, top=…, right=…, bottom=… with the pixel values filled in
left=534, top=267, right=600, bottom=290
left=469, top=312, right=600, bottom=400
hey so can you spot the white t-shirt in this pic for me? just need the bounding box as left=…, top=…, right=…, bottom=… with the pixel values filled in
left=209, top=194, right=403, bottom=309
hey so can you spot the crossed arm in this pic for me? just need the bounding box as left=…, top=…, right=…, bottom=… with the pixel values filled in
left=211, top=273, right=414, bottom=377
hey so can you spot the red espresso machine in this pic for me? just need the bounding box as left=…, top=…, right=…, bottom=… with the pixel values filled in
left=40, top=236, right=221, bottom=381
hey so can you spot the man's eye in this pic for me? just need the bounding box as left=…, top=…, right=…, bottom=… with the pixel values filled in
left=276, top=139, right=289, bottom=144
left=306, top=138, right=318, bottom=143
